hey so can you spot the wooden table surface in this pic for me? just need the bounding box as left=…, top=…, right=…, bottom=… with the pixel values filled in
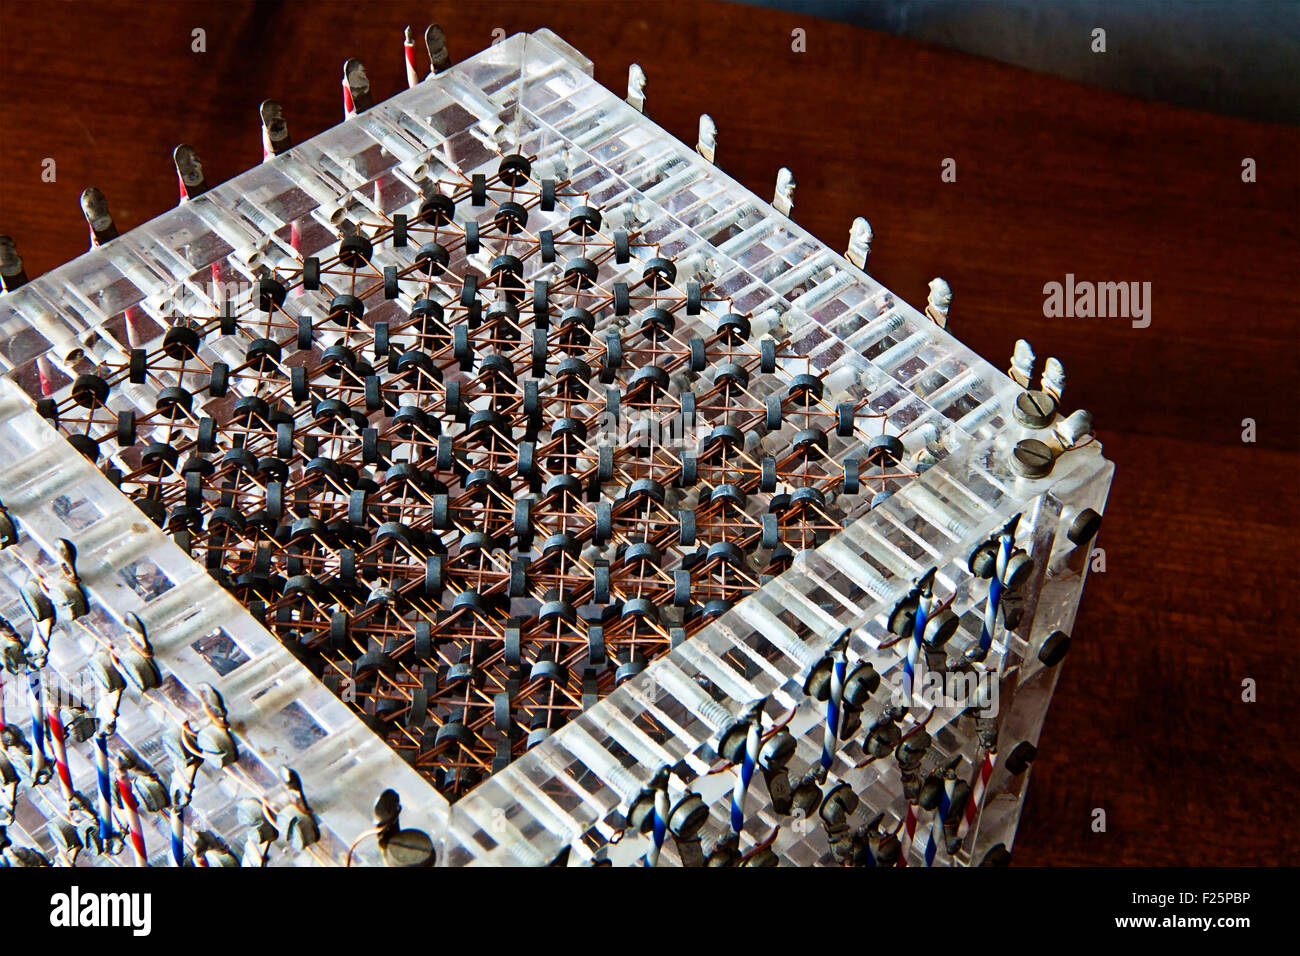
left=1, top=0, right=1296, bottom=866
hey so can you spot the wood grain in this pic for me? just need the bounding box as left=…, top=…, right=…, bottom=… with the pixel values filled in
left=1, top=0, right=1296, bottom=865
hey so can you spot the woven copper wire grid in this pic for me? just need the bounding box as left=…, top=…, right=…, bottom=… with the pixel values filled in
left=37, top=155, right=915, bottom=796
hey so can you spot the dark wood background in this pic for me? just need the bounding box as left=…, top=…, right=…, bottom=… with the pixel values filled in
left=1, top=0, right=1296, bottom=866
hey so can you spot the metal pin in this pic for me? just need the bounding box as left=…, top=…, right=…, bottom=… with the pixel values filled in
left=164, top=722, right=202, bottom=818
left=238, top=799, right=276, bottom=867
left=696, top=114, right=717, bottom=164
left=281, top=766, right=312, bottom=815
left=773, top=167, right=795, bottom=217
left=403, top=26, right=420, bottom=89
left=1009, top=339, right=1035, bottom=388
left=1055, top=409, right=1093, bottom=449
left=343, top=59, right=373, bottom=117
left=173, top=144, right=208, bottom=202
left=80, top=188, right=118, bottom=247
left=0, top=618, right=21, bottom=670
left=0, top=236, right=28, bottom=292
left=704, top=832, right=741, bottom=866
left=0, top=750, right=19, bottom=826
left=2, top=838, right=49, bottom=867
left=424, top=24, right=451, bottom=75
left=925, top=278, right=951, bottom=328
left=855, top=810, right=889, bottom=866
left=758, top=729, right=796, bottom=814
left=626, top=63, right=646, bottom=112
left=1041, top=357, right=1065, bottom=401
left=276, top=765, right=321, bottom=849
left=195, top=683, right=238, bottom=767
left=846, top=217, right=872, bottom=269
left=51, top=817, right=87, bottom=866
left=194, top=830, right=238, bottom=867
left=52, top=538, right=88, bottom=619
left=260, top=100, right=291, bottom=161
left=372, top=788, right=401, bottom=838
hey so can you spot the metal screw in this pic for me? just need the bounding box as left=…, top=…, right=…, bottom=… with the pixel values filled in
left=1013, top=390, right=1058, bottom=428
left=1010, top=439, right=1054, bottom=478
left=1066, top=507, right=1102, bottom=545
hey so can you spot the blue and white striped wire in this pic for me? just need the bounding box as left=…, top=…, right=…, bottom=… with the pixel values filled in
left=978, top=530, right=1015, bottom=655
left=646, top=785, right=670, bottom=867
left=924, top=774, right=956, bottom=866
left=923, top=808, right=939, bottom=866
left=170, top=803, right=185, bottom=866
left=731, top=717, right=762, bottom=832
left=820, top=651, right=847, bottom=770
left=903, top=584, right=932, bottom=707
left=26, top=669, right=47, bottom=781
left=93, top=732, right=115, bottom=848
